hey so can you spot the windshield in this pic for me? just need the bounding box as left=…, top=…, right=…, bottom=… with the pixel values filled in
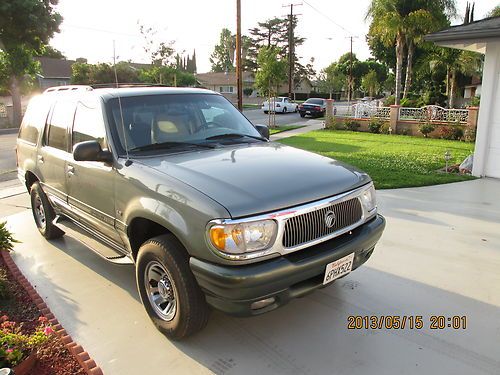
left=107, top=93, right=262, bottom=154
left=305, top=99, right=324, bottom=105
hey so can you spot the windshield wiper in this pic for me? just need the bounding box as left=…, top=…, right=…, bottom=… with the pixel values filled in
left=129, top=141, right=216, bottom=152
left=205, top=133, right=267, bottom=142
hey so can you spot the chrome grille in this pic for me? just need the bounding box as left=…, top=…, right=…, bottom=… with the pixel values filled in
left=282, top=198, right=363, bottom=248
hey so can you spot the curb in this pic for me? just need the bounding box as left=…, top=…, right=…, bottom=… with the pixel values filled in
left=0, top=128, right=18, bottom=135
left=1, top=250, right=104, bottom=375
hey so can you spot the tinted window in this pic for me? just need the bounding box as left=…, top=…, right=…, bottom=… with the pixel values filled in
left=305, top=99, right=324, bottom=105
left=19, top=96, right=50, bottom=144
left=73, top=102, right=106, bottom=149
left=47, top=101, right=75, bottom=151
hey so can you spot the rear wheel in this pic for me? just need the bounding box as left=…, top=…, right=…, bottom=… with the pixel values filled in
left=30, top=182, right=64, bottom=240
left=300, top=113, right=306, bottom=118
left=283, top=107, right=287, bottom=114
left=136, top=234, right=210, bottom=340
left=264, top=110, right=269, bottom=114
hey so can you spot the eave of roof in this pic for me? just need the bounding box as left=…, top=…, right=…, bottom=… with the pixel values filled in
left=425, top=16, right=500, bottom=44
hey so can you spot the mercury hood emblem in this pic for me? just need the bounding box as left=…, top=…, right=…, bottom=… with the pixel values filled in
left=324, top=210, right=337, bottom=228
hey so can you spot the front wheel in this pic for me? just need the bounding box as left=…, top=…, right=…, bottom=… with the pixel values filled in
left=30, top=182, right=64, bottom=240
left=136, top=234, right=210, bottom=340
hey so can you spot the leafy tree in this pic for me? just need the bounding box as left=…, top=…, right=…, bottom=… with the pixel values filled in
left=362, top=70, right=381, bottom=97
left=38, top=45, right=65, bottom=59
left=317, top=63, right=345, bottom=99
left=140, top=66, right=196, bottom=87
left=210, top=28, right=235, bottom=72
left=70, top=62, right=140, bottom=85
left=139, top=23, right=176, bottom=66
left=0, top=0, right=62, bottom=126
left=488, top=5, right=500, bottom=17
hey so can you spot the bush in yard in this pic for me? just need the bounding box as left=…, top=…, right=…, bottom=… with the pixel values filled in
left=0, top=269, right=8, bottom=300
left=464, top=126, right=476, bottom=142
left=419, top=123, right=436, bottom=138
left=383, top=95, right=395, bottom=106
left=380, top=122, right=391, bottom=134
left=344, top=119, right=360, bottom=131
left=368, top=119, right=383, bottom=133
left=438, top=126, right=464, bottom=140
left=0, top=222, right=18, bottom=252
left=243, top=87, right=253, bottom=96
left=0, top=316, right=55, bottom=368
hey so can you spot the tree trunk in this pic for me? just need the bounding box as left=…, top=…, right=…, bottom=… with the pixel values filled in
left=394, top=33, right=404, bottom=105
left=10, top=77, right=23, bottom=128
left=403, top=40, right=414, bottom=99
left=449, top=69, right=457, bottom=109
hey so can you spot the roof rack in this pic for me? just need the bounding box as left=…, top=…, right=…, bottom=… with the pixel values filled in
left=89, top=83, right=171, bottom=89
left=43, top=85, right=93, bottom=94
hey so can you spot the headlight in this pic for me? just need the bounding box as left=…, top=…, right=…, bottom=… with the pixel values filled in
left=208, top=219, right=277, bottom=255
left=360, top=183, right=377, bottom=214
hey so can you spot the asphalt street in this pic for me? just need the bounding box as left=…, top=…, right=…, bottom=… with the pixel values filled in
left=0, top=130, right=17, bottom=182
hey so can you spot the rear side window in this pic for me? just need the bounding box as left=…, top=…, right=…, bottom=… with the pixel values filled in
left=72, top=102, right=106, bottom=149
left=47, top=101, right=76, bottom=151
left=19, top=96, right=50, bottom=144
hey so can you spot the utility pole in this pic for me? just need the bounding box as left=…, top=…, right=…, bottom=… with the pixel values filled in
left=236, top=0, right=243, bottom=111
left=283, top=3, right=302, bottom=100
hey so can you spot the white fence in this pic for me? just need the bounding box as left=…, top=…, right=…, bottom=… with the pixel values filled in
left=340, top=103, right=469, bottom=124
left=399, top=106, right=468, bottom=124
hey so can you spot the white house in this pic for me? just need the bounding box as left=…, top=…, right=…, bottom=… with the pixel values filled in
left=427, top=17, right=500, bottom=179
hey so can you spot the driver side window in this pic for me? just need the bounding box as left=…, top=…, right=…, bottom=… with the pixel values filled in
left=72, top=102, right=107, bottom=150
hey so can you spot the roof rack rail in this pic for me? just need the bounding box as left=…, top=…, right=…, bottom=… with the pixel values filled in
left=89, top=83, right=171, bottom=89
left=43, top=85, right=93, bottom=94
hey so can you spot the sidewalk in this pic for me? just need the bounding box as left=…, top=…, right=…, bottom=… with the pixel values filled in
left=270, top=119, right=324, bottom=141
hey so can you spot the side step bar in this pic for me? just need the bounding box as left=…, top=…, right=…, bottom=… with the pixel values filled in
left=53, top=216, right=133, bottom=265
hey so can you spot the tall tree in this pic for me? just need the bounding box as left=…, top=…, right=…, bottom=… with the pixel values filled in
left=488, top=5, right=500, bottom=17
left=139, top=23, right=176, bottom=66
left=210, top=28, right=235, bottom=72
left=0, top=0, right=62, bottom=126
left=317, top=63, right=345, bottom=99
left=361, top=70, right=381, bottom=97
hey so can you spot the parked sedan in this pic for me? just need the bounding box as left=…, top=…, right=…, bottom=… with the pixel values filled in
left=298, top=98, right=328, bottom=118
left=262, top=97, right=298, bottom=114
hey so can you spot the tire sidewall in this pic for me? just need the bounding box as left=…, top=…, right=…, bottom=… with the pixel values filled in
left=30, top=183, right=50, bottom=237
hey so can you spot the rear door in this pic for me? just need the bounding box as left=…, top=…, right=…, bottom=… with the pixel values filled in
left=38, top=98, right=75, bottom=210
left=66, top=98, right=123, bottom=245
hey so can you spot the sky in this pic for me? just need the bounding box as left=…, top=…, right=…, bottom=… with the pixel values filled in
left=50, top=0, right=495, bottom=74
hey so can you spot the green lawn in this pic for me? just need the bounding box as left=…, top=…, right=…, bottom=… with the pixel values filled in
left=269, top=125, right=305, bottom=135
left=242, top=103, right=260, bottom=109
left=279, top=130, right=475, bottom=189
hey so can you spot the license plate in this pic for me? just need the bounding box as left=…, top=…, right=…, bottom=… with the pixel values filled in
left=306, top=111, right=311, bottom=114
left=323, top=253, right=354, bottom=285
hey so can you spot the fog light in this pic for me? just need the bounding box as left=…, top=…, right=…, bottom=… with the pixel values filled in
left=251, top=297, right=276, bottom=310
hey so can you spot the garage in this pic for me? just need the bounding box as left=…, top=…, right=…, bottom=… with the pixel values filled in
left=427, top=17, right=500, bottom=179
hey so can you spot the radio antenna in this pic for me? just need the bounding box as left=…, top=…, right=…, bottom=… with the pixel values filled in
left=113, top=40, right=131, bottom=165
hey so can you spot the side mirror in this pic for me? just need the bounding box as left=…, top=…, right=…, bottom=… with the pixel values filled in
left=255, top=124, right=270, bottom=140
left=73, top=140, right=113, bottom=163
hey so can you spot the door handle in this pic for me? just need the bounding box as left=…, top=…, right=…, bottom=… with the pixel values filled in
left=67, top=165, right=75, bottom=176
left=37, top=155, right=44, bottom=164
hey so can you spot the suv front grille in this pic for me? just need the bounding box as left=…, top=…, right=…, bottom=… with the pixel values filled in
left=282, top=198, right=363, bottom=248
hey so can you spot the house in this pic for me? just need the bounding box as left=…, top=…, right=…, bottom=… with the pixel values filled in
left=195, top=72, right=256, bottom=97
left=464, top=75, right=482, bottom=100
left=426, top=16, right=500, bottom=179
left=34, top=57, right=75, bottom=90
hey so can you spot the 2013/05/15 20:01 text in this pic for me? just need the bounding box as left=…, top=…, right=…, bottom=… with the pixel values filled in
left=347, top=315, right=467, bottom=330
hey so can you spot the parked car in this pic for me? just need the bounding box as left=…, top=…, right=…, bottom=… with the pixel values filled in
left=17, top=85, right=385, bottom=340
left=298, top=98, right=327, bottom=118
left=262, top=97, right=298, bottom=114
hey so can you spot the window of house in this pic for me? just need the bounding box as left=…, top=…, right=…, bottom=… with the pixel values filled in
left=219, top=86, right=234, bottom=94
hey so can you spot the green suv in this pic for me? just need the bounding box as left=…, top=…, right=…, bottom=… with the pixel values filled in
left=16, top=86, right=385, bottom=339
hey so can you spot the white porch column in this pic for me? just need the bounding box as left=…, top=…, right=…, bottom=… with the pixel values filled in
left=473, top=41, right=500, bottom=177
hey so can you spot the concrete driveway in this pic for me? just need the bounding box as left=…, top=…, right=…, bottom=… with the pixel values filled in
left=3, top=179, right=500, bottom=375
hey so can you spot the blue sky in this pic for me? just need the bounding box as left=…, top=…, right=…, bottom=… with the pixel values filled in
left=50, top=0, right=495, bottom=73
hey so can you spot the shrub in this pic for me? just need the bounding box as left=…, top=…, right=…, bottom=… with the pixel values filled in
left=0, top=222, right=18, bottom=252
left=400, top=128, right=410, bottom=136
left=419, top=123, right=436, bottom=138
left=380, top=122, right=391, bottom=134
left=344, top=119, right=360, bottom=131
left=438, top=126, right=464, bottom=140
left=464, top=126, right=476, bottom=142
left=368, top=119, right=383, bottom=133
left=469, top=95, right=480, bottom=107
left=0, top=316, right=55, bottom=368
left=383, top=95, right=395, bottom=106
left=243, top=87, right=253, bottom=96
left=400, top=98, right=419, bottom=107
left=0, top=269, right=8, bottom=300
left=332, top=121, right=346, bottom=130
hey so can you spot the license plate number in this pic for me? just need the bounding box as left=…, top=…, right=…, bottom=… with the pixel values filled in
left=306, top=111, right=311, bottom=114
left=323, top=253, right=354, bottom=285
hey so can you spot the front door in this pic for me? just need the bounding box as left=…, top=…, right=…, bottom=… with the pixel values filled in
left=66, top=98, right=123, bottom=246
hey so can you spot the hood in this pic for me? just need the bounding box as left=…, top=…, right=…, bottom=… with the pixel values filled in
left=138, top=143, right=370, bottom=218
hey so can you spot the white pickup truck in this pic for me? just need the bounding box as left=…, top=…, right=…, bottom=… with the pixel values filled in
left=261, top=97, right=298, bottom=114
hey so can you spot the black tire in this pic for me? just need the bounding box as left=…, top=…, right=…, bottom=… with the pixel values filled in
left=283, top=107, right=287, bottom=114
left=30, top=182, right=64, bottom=240
left=264, top=110, right=269, bottom=114
left=136, top=234, right=210, bottom=340
left=300, top=113, right=306, bottom=118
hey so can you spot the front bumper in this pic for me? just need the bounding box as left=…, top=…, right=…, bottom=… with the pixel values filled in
left=190, top=214, right=385, bottom=316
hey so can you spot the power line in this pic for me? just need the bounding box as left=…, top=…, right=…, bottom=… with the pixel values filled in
left=302, top=0, right=352, bottom=35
